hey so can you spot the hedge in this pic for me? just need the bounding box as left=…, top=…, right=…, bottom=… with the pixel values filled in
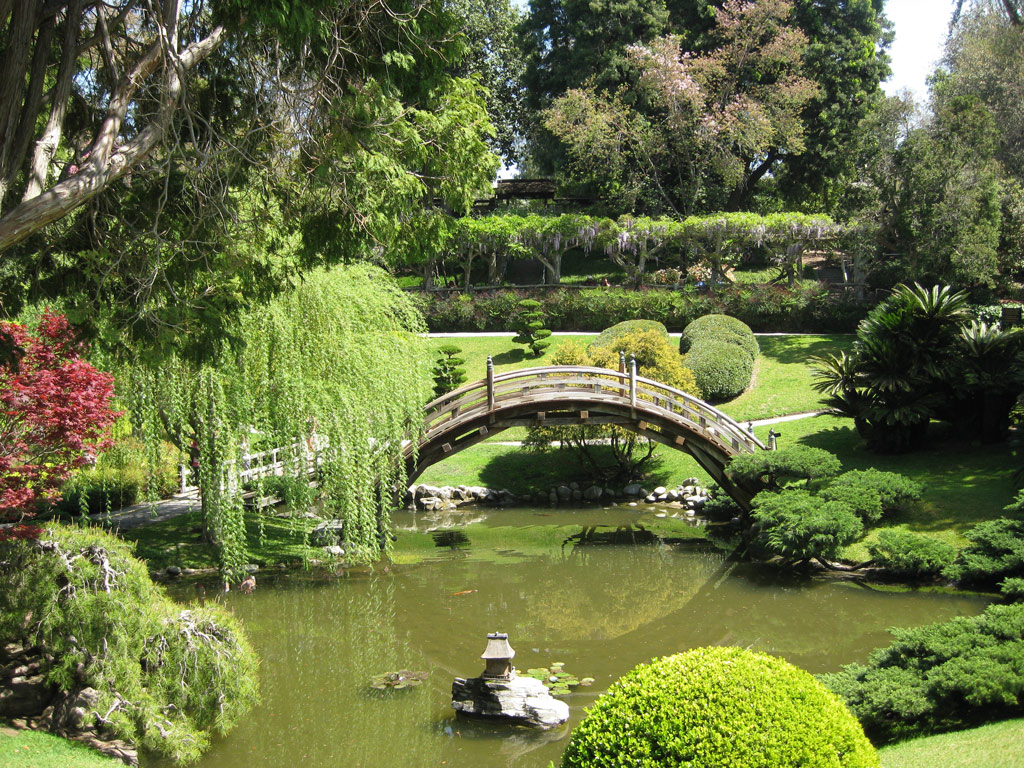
left=561, top=647, right=879, bottom=768
left=684, top=339, right=754, bottom=400
left=413, top=284, right=870, bottom=333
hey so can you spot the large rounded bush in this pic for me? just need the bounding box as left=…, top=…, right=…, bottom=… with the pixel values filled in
left=681, top=313, right=759, bottom=358
left=590, top=319, right=670, bottom=351
left=685, top=340, right=754, bottom=400
left=589, top=329, right=699, bottom=396
left=561, top=647, right=879, bottom=768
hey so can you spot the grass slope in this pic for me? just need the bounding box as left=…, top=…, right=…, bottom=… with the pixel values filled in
left=879, top=719, right=1024, bottom=768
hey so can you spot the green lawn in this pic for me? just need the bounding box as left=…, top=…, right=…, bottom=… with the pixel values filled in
left=428, top=333, right=597, bottom=383
left=0, top=727, right=121, bottom=767
left=429, top=332, right=854, bottom=422
left=879, top=719, right=1024, bottom=768
left=719, top=334, right=855, bottom=422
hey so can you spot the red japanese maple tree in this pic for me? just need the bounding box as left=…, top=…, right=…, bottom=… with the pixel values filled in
left=0, top=311, right=119, bottom=532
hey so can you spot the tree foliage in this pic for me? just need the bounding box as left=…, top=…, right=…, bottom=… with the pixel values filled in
left=0, top=0, right=498, bottom=358
left=751, top=489, right=864, bottom=564
left=120, top=264, right=431, bottom=577
left=812, top=283, right=1024, bottom=451
left=0, top=524, right=260, bottom=763
left=0, top=311, right=119, bottom=526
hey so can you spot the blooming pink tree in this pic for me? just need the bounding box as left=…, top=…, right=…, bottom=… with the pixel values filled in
left=0, top=311, right=119, bottom=532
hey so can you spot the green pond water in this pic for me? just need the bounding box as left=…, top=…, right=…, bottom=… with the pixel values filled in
left=153, top=506, right=989, bottom=768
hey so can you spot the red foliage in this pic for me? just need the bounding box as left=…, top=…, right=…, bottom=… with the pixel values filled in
left=0, top=311, right=120, bottom=527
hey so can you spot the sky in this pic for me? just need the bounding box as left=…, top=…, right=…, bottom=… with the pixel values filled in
left=882, top=0, right=955, bottom=103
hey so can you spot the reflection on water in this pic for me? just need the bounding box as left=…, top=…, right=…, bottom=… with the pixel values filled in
left=153, top=507, right=990, bottom=768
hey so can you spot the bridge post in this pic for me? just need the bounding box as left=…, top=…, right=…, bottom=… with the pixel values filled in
left=618, top=351, right=626, bottom=374
left=487, top=356, right=495, bottom=417
left=629, top=354, right=637, bottom=410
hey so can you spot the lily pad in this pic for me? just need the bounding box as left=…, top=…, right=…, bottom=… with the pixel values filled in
left=524, top=662, right=591, bottom=696
left=369, top=670, right=428, bottom=690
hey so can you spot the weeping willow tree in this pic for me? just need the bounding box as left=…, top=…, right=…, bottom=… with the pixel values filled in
left=123, top=264, right=431, bottom=578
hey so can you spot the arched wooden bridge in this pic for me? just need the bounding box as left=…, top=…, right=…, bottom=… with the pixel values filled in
left=403, top=359, right=768, bottom=509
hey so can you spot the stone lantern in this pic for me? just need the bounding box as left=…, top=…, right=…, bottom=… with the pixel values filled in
left=481, top=632, right=515, bottom=680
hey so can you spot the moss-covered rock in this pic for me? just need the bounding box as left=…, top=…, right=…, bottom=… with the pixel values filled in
left=561, top=647, right=879, bottom=768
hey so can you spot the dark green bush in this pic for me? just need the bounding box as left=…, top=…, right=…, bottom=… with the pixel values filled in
left=57, top=438, right=183, bottom=515
left=0, top=525, right=260, bottom=762
left=432, top=343, right=467, bottom=397
left=945, top=517, right=1024, bottom=585
left=1001, top=577, right=1024, bottom=601
left=751, top=489, right=863, bottom=563
left=590, top=319, right=669, bottom=351
left=684, top=340, right=754, bottom=400
left=821, top=469, right=922, bottom=522
left=728, top=445, right=842, bottom=490
left=680, top=313, right=759, bottom=358
left=867, top=529, right=956, bottom=578
left=57, top=470, right=141, bottom=515
left=561, top=646, right=879, bottom=768
left=821, top=603, right=1024, bottom=743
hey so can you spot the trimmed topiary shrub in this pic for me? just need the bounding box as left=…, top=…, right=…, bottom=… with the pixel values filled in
left=588, top=329, right=699, bottom=395
left=821, top=603, right=1024, bottom=744
left=684, top=340, right=754, bottom=400
left=823, top=469, right=922, bottom=519
left=590, top=319, right=669, bottom=351
left=561, top=646, right=879, bottom=768
left=678, top=314, right=758, bottom=400
left=867, top=529, right=956, bottom=578
left=680, top=313, right=759, bottom=358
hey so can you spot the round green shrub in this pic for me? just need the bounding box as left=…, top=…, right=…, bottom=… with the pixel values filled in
left=590, top=319, right=670, bottom=351
left=681, top=313, right=759, bottom=358
left=867, top=529, right=956, bottom=578
left=823, top=470, right=922, bottom=518
left=684, top=340, right=755, bottom=400
left=561, top=646, right=879, bottom=768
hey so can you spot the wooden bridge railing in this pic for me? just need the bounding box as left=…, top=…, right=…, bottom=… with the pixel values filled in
left=421, top=359, right=765, bottom=457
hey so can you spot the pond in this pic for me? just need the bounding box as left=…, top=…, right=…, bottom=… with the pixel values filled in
left=152, top=506, right=989, bottom=768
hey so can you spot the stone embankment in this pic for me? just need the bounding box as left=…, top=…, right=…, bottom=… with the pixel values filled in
left=407, top=479, right=710, bottom=512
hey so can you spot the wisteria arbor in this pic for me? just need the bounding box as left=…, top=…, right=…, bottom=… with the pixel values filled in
left=434, top=212, right=842, bottom=289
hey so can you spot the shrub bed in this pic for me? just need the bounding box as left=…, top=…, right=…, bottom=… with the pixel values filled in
left=561, top=646, right=879, bottom=768
left=821, top=602, right=1024, bottom=744
left=414, top=284, right=870, bottom=333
